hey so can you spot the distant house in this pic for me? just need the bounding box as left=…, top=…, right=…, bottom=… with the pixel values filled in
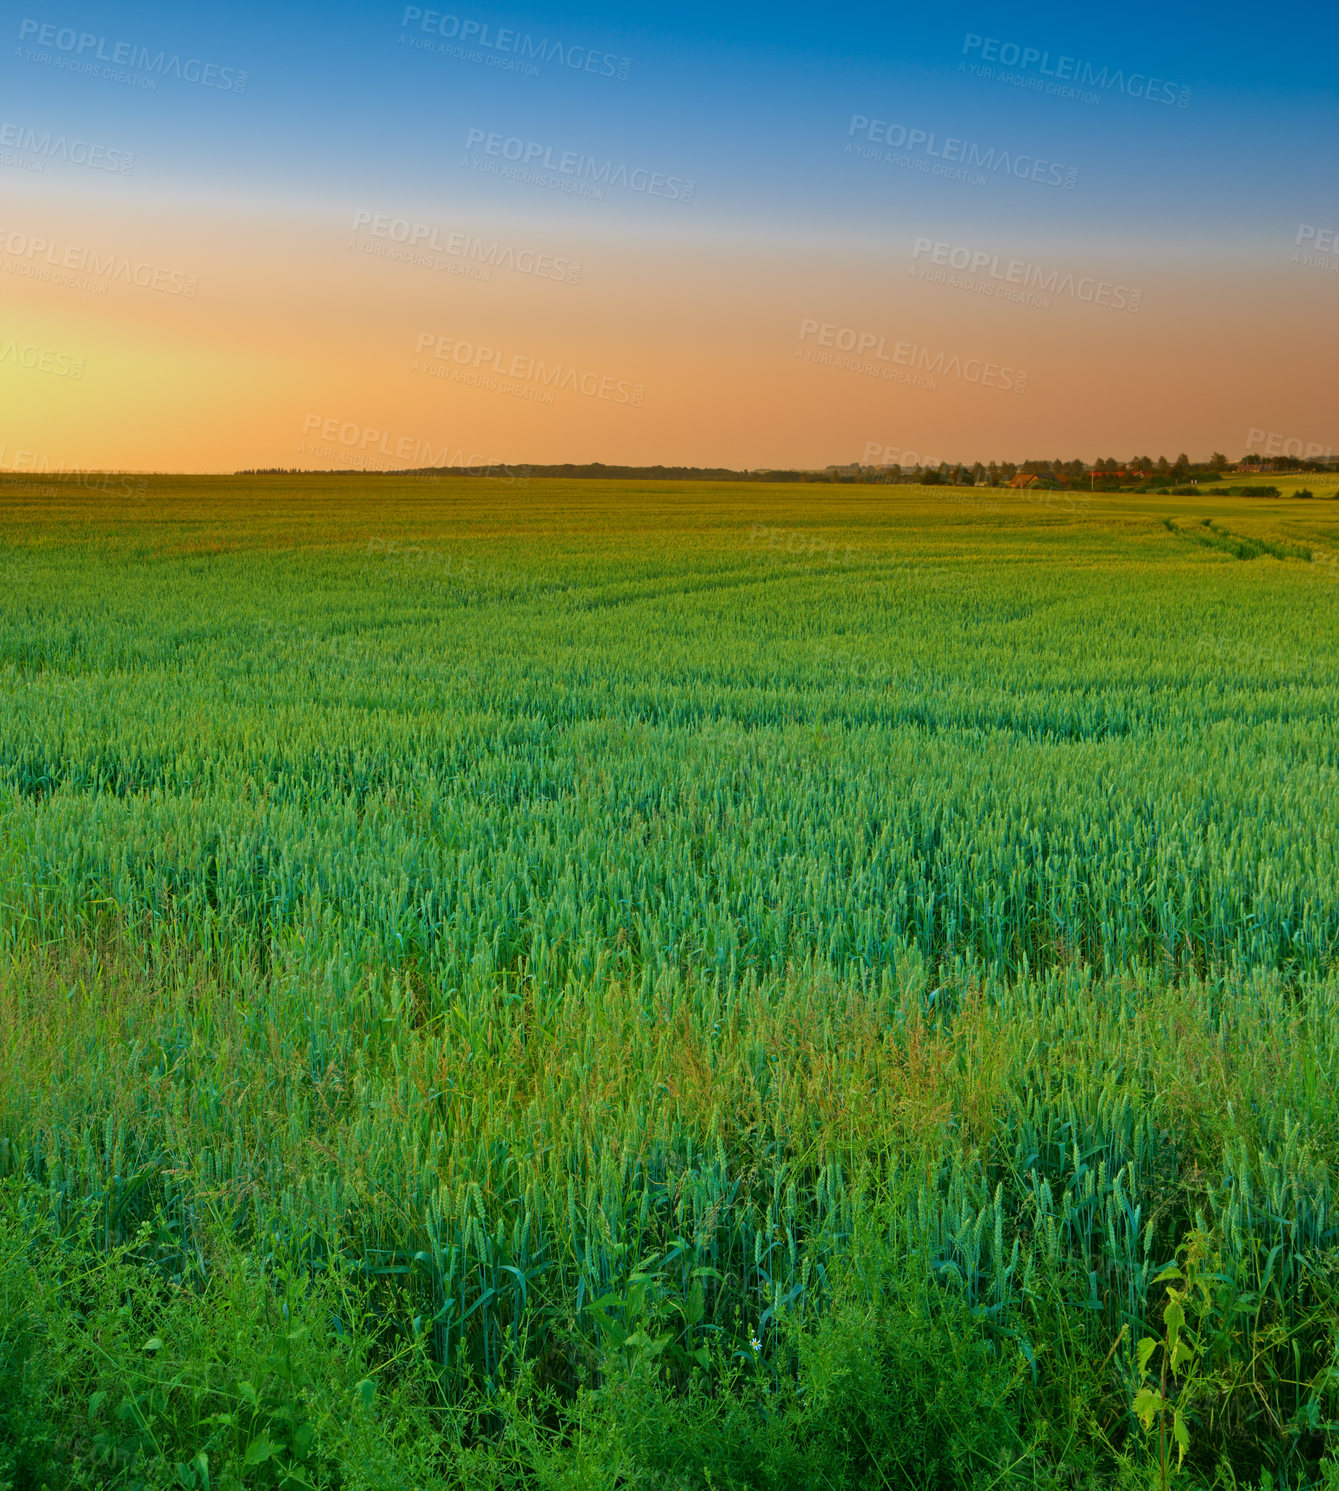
left=1008, top=473, right=1064, bottom=490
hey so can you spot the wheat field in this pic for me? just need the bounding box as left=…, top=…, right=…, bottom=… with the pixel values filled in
left=2, top=475, right=1338, bottom=1488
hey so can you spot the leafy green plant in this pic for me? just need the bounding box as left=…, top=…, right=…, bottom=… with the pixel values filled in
left=1132, top=1237, right=1215, bottom=1488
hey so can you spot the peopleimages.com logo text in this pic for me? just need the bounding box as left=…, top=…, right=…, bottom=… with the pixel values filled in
left=910, top=239, right=1141, bottom=311
left=297, top=415, right=519, bottom=479
left=846, top=116, right=1078, bottom=189
left=350, top=211, right=581, bottom=284
left=960, top=35, right=1189, bottom=106
left=1245, top=429, right=1333, bottom=461
left=0, top=122, right=133, bottom=173
left=16, top=19, right=248, bottom=91
left=0, top=229, right=198, bottom=296
left=399, top=7, right=631, bottom=78
left=413, top=333, right=644, bottom=405
left=0, top=338, right=84, bottom=377
left=0, top=448, right=145, bottom=498
left=796, top=319, right=1027, bottom=394
left=463, top=129, right=695, bottom=202
left=1293, top=225, right=1339, bottom=273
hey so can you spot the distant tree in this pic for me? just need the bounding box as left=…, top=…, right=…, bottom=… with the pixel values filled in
left=1156, top=456, right=1171, bottom=475
left=1209, top=452, right=1228, bottom=470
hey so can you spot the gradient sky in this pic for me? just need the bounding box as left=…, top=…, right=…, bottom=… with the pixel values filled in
left=2, top=0, right=1336, bottom=471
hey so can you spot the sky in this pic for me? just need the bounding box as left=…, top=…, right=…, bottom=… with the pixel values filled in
left=2, top=0, right=1337, bottom=472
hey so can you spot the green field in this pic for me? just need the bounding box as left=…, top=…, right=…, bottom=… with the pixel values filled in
left=3, top=477, right=1339, bottom=1488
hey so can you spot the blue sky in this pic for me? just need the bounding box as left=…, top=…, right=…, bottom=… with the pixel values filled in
left=8, top=0, right=1335, bottom=228
left=3, top=0, right=1336, bottom=468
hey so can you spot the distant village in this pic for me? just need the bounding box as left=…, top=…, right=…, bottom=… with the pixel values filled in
left=823, top=452, right=1339, bottom=490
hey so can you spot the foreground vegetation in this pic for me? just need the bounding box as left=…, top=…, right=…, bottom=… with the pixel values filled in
left=2, top=477, right=1339, bottom=1487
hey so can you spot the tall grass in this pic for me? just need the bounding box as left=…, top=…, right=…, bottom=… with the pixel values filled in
left=1, top=477, right=1338, bottom=1485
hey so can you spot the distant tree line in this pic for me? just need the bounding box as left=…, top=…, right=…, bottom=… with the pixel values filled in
left=235, top=453, right=1334, bottom=485
left=237, top=463, right=856, bottom=482
left=833, top=452, right=1332, bottom=490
